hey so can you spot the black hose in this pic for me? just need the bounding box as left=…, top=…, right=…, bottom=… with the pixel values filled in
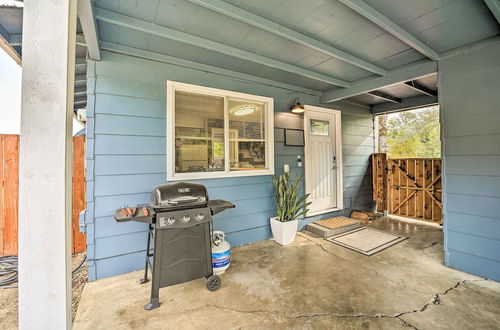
left=0, top=254, right=87, bottom=290
left=72, top=255, right=87, bottom=275
left=0, top=255, right=18, bottom=289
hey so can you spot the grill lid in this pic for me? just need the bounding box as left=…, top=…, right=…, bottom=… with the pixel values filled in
left=150, top=182, right=208, bottom=210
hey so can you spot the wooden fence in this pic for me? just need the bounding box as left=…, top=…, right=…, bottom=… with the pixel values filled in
left=372, top=153, right=442, bottom=224
left=0, top=134, right=86, bottom=255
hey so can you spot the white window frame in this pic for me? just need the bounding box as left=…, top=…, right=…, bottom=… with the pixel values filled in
left=166, top=81, right=275, bottom=181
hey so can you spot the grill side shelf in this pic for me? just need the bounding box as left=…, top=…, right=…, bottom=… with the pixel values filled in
left=114, top=207, right=155, bottom=223
left=209, top=200, right=235, bottom=215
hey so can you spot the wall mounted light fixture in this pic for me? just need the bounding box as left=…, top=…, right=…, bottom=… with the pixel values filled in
left=291, top=98, right=305, bottom=113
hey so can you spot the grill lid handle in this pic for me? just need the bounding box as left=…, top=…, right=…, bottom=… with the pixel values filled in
left=166, top=196, right=200, bottom=205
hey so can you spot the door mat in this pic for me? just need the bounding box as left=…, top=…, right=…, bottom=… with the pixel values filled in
left=315, top=216, right=359, bottom=229
left=307, top=217, right=361, bottom=238
left=325, top=227, right=408, bottom=256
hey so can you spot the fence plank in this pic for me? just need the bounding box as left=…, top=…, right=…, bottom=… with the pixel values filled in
left=73, top=137, right=87, bottom=252
left=73, top=136, right=86, bottom=253
left=0, top=135, right=4, bottom=255
left=0, top=134, right=86, bottom=256
left=3, top=135, right=19, bottom=255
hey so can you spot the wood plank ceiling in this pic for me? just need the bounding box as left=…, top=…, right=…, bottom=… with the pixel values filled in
left=0, top=4, right=89, bottom=122
left=3, top=0, right=500, bottom=109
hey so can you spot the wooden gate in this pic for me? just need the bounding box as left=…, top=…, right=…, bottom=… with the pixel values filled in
left=371, top=153, right=387, bottom=212
left=0, top=134, right=86, bottom=255
left=371, top=153, right=442, bottom=224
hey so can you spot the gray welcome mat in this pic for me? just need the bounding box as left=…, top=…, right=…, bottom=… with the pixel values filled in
left=325, top=227, right=408, bottom=256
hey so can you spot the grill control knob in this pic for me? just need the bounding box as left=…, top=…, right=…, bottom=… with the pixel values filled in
left=195, top=213, right=205, bottom=221
left=181, top=215, right=191, bottom=223
left=166, top=217, right=175, bottom=225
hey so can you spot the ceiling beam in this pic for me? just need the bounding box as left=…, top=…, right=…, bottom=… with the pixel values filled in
left=94, top=8, right=350, bottom=88
left=76, top=35, right=86, bottom=46
left=186, top=0, right=387, bottom=76
left=75, top=58, right=87, bottom=67
left=74, top=96, right=87, bottom=104
left=0, top=23, right=21, bottom=65
left=74, top=102, right=88, bottom=110
left=320, top=59, right=437, bottom=103
left=404, top=81, right=437, bottom=97
left=100, top=41, right=322, bottom=96
left=367, top=91, right=401, bottom=103
left=74, top=86, right=87, bottom=96
left=9, top=33, right=22, bottom=46
left=484, top=0, right=500, bottom=24
left=74, top=74, right=87, bottom=83
left=372, top=95, right=438, bottom=114
left=338, top=0, right=439, bottom=61
left=77, top=0, right=101, bottom=60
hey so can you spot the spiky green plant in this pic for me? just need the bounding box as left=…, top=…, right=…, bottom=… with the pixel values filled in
left=272, top=172, right=311, bottom=222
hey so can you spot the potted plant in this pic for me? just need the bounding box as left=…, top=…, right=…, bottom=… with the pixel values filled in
left=270, top=172, right=311, bottom=246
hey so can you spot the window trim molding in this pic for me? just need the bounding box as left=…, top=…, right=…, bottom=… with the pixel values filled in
left=166, top=81, right=275, bottom=181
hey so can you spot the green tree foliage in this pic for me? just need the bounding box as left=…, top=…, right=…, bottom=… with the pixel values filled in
left=385, top=106, right=441, bottom=158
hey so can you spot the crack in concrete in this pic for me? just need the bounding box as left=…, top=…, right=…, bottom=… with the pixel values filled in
left=200, top=234, right=488, bottom=330
left=200, top=255, right=488, bottom=330
left=296, top=233, right=430, bottom=295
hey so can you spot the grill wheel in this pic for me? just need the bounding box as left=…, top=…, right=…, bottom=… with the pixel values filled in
left=206, top=274, right=221, bottom=291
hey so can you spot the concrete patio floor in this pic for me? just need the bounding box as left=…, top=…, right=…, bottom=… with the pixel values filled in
left=73, top=217, right=500, bottom=329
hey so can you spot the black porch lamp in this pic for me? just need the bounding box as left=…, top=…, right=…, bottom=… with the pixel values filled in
left=291, top=98, right=305, bottom=113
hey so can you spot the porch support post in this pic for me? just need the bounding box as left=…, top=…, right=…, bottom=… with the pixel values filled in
left=18, top=0, right=77, bottom=329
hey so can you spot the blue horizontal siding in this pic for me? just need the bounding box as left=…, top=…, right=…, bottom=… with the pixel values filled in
left=95, top=135, right=165, bottom=155
left=342, top=135, right=374, bottom=146
left=441, top=39, right=500, bottom=281
left=446, top=212, right=500, bottom=241
left=95, top=231, right=149, bottom=259
left=87, top=51, right=374, bottom=280
left=95, top=114, right=165, bottom=136
left=95, top=93, right=165, bottom=118
left=443, top=112, right=500, bottom=137
left=447, top=231, right=500, bottom=262
left=225, top=225, right=272, bottom=247
left=445, top=134, right=500, bottom=156
left=446, top=194, right=500, bottom=219
left=94, top=155, right=166, bottom=175
left=94, top=193, right=150, bottom=217
left=93, top=251, right=146, bottom=280
left=95, top=216, right=148, bottom=239
left=446, top=175, right=500, bottom=198
left=445, top=155, right=500, bottom=176
left=447, top=249, right=500, bottom=281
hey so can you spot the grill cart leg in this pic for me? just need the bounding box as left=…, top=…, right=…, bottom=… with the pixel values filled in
left=144, top=298, right=160, bottom=311
left=145, top=227, right=162, bottom=311
left=140, top=225, right=153, bottom=285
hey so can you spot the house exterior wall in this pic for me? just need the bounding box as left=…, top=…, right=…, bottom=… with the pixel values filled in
left=84, top=51, right=374, bottom=281
left=440, top=40, right=500, bottom=281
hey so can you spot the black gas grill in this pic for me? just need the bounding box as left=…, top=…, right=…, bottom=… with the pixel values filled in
left=114, top=182, right=234, bottom=310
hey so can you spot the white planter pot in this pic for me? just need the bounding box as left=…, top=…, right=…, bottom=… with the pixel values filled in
left=270, top=217, right=298, bottom=246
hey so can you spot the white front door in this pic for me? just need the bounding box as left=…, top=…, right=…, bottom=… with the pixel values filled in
left=304, top=105, right=343, bottom=216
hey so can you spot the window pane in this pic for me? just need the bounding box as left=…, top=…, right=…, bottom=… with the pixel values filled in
left=310, top=119, right=329, bottom=136
left=228, top=98, right=267, bottom=171
left=174, top=91, right=225, bottom=173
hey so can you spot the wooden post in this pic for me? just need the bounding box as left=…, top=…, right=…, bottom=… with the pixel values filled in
left=18, top=0, right=77, bottom=328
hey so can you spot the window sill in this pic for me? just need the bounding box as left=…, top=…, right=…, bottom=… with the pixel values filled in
left=167, top=169, right=275, bottom=181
